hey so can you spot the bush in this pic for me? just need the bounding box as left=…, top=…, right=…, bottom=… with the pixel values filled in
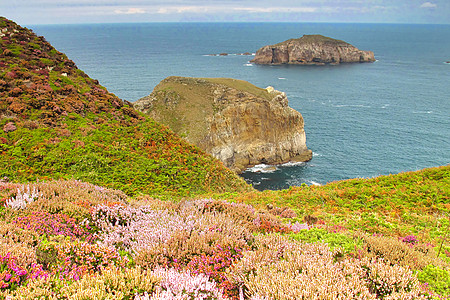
left=228, top=234, right=428, bottom=300
left=417, top=265, right=450, bottom=297
left=290, top=227, right=359, bottom=255
left=355, top=231, right=446, bottom=270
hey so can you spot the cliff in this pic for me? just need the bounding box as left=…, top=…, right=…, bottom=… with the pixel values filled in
left=251, top=34, right=375, bottom=65
left=134, top=77, right=312, bottom=173
left=0, top=17, right=250, bottom=196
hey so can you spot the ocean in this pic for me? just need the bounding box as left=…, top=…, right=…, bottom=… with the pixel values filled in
left=29, top=22, right=450, bottom=190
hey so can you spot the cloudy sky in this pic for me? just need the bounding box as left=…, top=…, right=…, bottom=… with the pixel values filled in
left=2, top=0, right=449, bottom=25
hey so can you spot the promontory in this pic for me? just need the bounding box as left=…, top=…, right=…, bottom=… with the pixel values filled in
left=251, top=34, right=375, bottom=65
left=134, top=77, right=312, bottom=173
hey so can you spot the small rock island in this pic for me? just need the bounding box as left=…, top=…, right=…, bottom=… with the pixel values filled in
left=134, top=77, right=312, bottom=173
left=251, top=34, right=375, bottom=65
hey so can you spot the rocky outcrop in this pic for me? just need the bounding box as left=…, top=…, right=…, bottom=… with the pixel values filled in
left=251, top=34, right=375, bottom=65
left=134, top=77, right=312, bottom=173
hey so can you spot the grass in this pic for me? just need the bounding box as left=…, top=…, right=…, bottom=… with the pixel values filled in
left=0, top=17, right=251, bottom=198
left=1, top=16, right=450, bottom=299
left=274, top=34, right=350, bottom=47
left=200, top=77, right=274, bottom=101
left=222, top=165, right=450, bottom=244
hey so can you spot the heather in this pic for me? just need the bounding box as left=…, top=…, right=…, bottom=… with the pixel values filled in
left=1, top=15, right=450, bottom=300
left=1, top=174, right=449, bottom=299
left=227, top=165, right=450, bottom=245
left=0, top=16, right=250, bottom=197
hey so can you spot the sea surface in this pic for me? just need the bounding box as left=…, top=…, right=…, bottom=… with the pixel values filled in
left=30, top=22, right=450, bottom=190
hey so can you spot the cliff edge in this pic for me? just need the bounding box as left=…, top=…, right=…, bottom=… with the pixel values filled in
left=134, top=77, right=312, bottom=173
left=251, top=34, right=375, bottom=65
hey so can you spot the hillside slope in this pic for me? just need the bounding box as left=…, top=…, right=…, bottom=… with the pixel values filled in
left=0, top=17, right=251, bottom=196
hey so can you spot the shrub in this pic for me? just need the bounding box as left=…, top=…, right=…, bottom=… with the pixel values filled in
left=290, top=227, right=359, bottom=255
left=138, top=267, right=227, bottom=300
left=4, top=185, right=41, bottom=209
left=91, top=204, right=194, bottom=254
left=133, top=209, right=253, bottom=270
left=13, top=211, right=94, bottom=241
left=417, top=265, right=450, bottom=297
left=1, top=180, right=128, bottom=220
left=228, top=234, right=428, bottom=300
left=355, top=231, right=446, bottom=270
left=5, top=266, right=159, bottom=299
left=0, top=253, right=28, bottom=291
left=36, top=236, right=129, bottom=280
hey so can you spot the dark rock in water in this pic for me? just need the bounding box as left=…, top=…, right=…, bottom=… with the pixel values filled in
left=219, top=53, right=228, bottom=56
left=251, top=34, right=375, bottom=65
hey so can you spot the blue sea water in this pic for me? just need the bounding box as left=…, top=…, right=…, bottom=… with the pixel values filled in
left=30, top=22, right=450, bottom=190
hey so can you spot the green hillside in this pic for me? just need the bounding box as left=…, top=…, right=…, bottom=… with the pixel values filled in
left=0, top=17, right=251, bottom=197
left=1, top=16, right=449, bottom=299
left=226, top=165, right=450, bottom=243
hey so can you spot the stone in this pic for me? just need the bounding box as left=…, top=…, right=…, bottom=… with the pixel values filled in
left=251, top=34, right=375, bottom=65
left=134, top=77, right=312, bottom=173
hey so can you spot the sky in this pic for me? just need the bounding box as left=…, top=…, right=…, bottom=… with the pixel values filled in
left=2, top=0, right=449, bottom=25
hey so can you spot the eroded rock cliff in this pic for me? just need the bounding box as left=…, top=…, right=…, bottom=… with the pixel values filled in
left=134, top=77, right=312, bottom=172
left=251, top=34, right=375, bottom=65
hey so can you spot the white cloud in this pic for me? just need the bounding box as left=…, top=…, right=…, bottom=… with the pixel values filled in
left=234, top=7, right=318, bottom=13
left=114, top=8, right=146, bottom=15
left=420, top=2, right=437, bottom=8
left=157, top=6, right=213, bottom=14
left=155, top=5, right=320, bottom=14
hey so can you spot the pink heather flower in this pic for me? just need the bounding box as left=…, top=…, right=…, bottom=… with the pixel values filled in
left=5, top=185, right=41, bottom=209
left=289, top=221, right=310, bottom=232
left=402, top=235, right=418, bottom=245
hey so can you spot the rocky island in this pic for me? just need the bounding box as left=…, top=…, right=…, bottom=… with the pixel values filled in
left=134, top=77, right=312, bottom=173
left=251, top=34, right=375, bottom=65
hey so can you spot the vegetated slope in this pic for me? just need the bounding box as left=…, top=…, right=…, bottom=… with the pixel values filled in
left=1, top=176, right=449, bottom=299
left=228, top=165, right=450, bottom=242
left=0, top=17, right=251, bottom=197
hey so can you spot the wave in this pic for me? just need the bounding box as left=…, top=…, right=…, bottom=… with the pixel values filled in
left=332, top=104, right=371, bottom=108
left=278, top=77, right=286, bottom=80
left=312, top=152, right=322, bottom=157
left=246, top=164, right=278, bottom=173
left=244, top=63, right=253, bottom=67
left=412, top=111, right=433, bottom=114
left=308, top=180, right=322, bottom=186
left=281, top=161, right=306, bottom=167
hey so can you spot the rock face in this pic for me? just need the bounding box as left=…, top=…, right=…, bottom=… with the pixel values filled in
left=251, top=34, right=375, bottom=65
left=134, top=77, right=312, bottom=173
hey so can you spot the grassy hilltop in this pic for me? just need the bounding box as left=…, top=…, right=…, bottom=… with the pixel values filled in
left=0, top=17, right=250, bottom=197
left=0, top=17, right=449, bottom=299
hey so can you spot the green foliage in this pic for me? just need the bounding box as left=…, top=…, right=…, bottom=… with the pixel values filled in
left=229, top=166, right=450, bottom=243
left=289, top=227, right=360, bottom=254
left=417, top=265, right=450, bottom=297
left=0, top=17, right=251, bottom=198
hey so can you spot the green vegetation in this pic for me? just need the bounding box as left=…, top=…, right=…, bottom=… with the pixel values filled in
left=274, top=34, right=349, bottom=47
left=0, top=17, right=250, bottom=198
left=417, top=265, right=450, bottom=296
left=226, top=166, right=450, bottom=243
left=289, top=227, right=361, bottom=254
left=200, top=77, right=274, bottom=100
left=1, top=16, right=449, bottom=299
